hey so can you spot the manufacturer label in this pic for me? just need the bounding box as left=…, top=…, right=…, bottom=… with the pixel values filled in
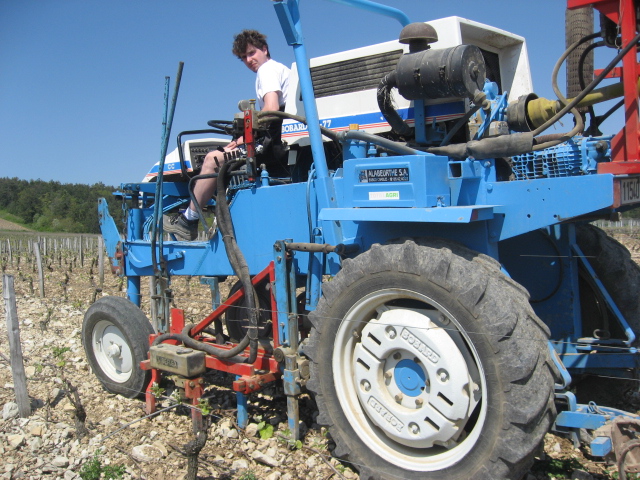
left=367, top=397, right=404, bottom=432
left=401, top=328, right=440, bottom=364
left=360, top=168, right=409, bottom=183
left=369, top=191, right=400, bottom=200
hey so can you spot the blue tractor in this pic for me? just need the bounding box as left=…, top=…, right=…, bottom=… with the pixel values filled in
left=83, top=0, right=640, bottom=478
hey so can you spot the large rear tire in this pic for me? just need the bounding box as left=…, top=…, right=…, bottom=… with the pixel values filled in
left=576, top=224, right=640, bottom=336
left=575, top=224, right=640, bottom=408
left=306, top=239, right=557, bottom=480
left=82, top=296, right=154, bottom=398
left=224, top=280, right=273, bottom=342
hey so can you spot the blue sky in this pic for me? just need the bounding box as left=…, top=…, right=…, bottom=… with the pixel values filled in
left=0, top=0, right=621, bottom=187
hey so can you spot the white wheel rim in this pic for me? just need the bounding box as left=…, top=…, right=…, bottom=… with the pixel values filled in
left=332, top=288, right=487, bottom=472
left=91, top=319, right=133, bottom=383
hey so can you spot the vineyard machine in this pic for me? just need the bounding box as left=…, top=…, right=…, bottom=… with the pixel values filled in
left=84, top=0, right=640, bottom=478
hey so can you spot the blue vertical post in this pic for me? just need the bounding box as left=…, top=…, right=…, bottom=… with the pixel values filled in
left=274, top=240, right=291, bottom=346
left=127, top=278, right=141, bottom=306
left=273, top=1, right=342, bottom=247
left=127, top=208, right=143, bottom=306
left=236, top=376, right=249, bottom=429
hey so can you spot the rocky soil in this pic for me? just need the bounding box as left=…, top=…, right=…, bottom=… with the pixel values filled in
left=0, top=232, right=639, bottom=480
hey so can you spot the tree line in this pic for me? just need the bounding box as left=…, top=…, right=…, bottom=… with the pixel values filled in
left=0, top=177, right=125, bottom=234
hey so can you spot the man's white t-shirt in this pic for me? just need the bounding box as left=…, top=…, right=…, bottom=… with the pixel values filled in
left=255, top=59, right=290, bottom=110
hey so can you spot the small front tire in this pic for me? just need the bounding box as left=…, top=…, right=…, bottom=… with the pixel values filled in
left=82, top=296, right=154, bottom=398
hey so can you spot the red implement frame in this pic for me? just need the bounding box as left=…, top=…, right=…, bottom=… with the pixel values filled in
left=141, top=262, right=282, bottom=415
left=568, top=0, right=640, bottom=172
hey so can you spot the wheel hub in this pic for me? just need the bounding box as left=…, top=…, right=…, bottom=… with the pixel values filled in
left=92, top=321, right=134, bottom=381
left=394, top=359, right=426, bottom=397
left=353, top=308, right=477, bottom=448
left=106, top=342, right=122, bottom=359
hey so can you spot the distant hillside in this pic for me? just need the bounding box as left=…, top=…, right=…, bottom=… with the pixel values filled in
left=0, top=177, right=124, bottom=234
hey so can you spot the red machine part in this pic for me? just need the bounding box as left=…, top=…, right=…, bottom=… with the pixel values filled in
left=568, top=0, right=640, bottom=171
left=141, top=262, right=281, bottom=415
left=244, top=108, right=256, bottom=181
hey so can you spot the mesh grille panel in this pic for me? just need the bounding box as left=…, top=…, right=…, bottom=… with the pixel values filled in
left=310, top=50, right=403, bottom=98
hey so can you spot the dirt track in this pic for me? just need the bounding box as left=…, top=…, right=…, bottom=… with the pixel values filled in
left=0, top=218, right=30, bottom=232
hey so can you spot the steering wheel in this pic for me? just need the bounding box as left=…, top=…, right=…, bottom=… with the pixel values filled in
left=207, top=120, right=235, bottom=136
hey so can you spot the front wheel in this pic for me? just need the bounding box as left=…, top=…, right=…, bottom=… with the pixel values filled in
left=306, top=239, right=557, bottom=480
left=82, top=296, right=154, bottom=398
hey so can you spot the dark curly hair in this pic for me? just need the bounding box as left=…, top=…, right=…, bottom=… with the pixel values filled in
left=232, top=30, right=270, bottom=59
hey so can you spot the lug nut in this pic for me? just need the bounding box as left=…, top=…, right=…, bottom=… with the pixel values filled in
left=409, top=423, right=419, bottom=435
left=395, top=393, right=403, bottom=403
left=415, top=398, right=423, bottom=407
left=384, top=371, right=392, bottom=381
left=362, top=380, right=371, bottom=392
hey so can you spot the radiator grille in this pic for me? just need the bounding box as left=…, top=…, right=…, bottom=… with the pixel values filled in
left=310, top=50, right=403, bottom=98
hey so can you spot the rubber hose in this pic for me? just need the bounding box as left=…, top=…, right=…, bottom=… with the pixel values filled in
left=532, top=107, right=584, bottom=151
left=377, top=70, right=413, bottom=137
left=336, top=130, right=421, bottom=155
left=216, top=158, right=259, bottom=363
left=578, top=41, right=604, bottom=132
left=152, top=331, right=250, bottom=358
left=534, top=30, right=640, bottom=136
left=552, top=32, right=601, bottom=106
